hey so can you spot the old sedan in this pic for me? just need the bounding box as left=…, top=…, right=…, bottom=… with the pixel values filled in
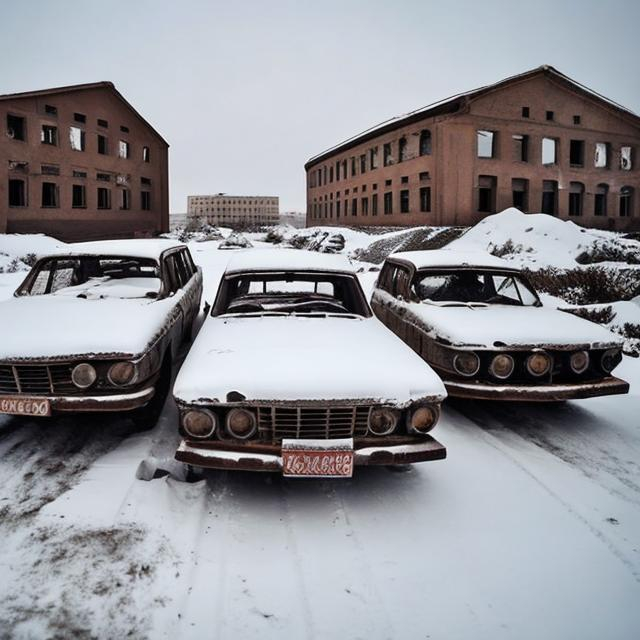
left=173, top=249, right=447, bottom=477
left=371, top=249, right=630, bottom=401
left=0, top=240, right=202, bottom=424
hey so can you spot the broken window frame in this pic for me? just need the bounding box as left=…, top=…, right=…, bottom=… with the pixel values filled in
left=143, top=146, right=150, bottom=163
left=512, top=134, right=528, bottom=162
left=477, top=175, right=496, bottom=213
left=568, top=182, right=584, bottom=217
left=541, top=180, right=558, bottom=215
left=8, top=178, right=27, bottom=207
left=419, top=186, right=431, bottom=213
left=7, top=114, right=26, bottom=141
left=371, top=193, right=378, bottom=216
left=120, top=189, right=131, bottom=210
left=398, top=137, right=408, bottom=162
left=118, top=140, right=130, bottom=159
left=69, top=126, right=86, bottom=152
left=41, top=125, right=58, bottom=146
left=594, top=184, right=608, bottom=217
left=400, top=189, right=409, bottom=213
left=383, top=143, right=392, bottom=167
left=72, top=184, right=86, bottom=209
left=370, top=147, right=378, bottom=170
left=419, top=130, right=432, bottom=156
left=383, top=191, right=393, bottom=215
left=569, top=140, right=584, bottom=167
left=97, top=134, right=108, bottom=155
left=477, top=130, right=495, bottom=159
left=41, top=182, right=59, bottom=208
left=97, top=187, right=111, bottom=210
left=620, top=146, right=633, bottom=171
left=141, top=190, right=152, bottom=211
left=594, top=142, right=609, bottom=168
left=541, top=137, right=557, bottom=166
left=511, top=178, right=528, bottom=212
left=619, top=187, right=633, bottom=217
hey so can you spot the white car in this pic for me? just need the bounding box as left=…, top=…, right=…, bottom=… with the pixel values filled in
left=0, top=240, right=202, bottom=425
left=173, top=249, right=447, bottom=478
left=371, top=249, right=629, bottom=401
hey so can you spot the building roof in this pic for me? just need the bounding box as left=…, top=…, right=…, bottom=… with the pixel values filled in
left=305, top=65, right=640, bottom=169
left=223, top=248, right=356, bottom=274
left=0, top=81, right=169, bottom=146
left=49, top=239, right=184, bottom=261
left=389, top=249, right=515, bottom=271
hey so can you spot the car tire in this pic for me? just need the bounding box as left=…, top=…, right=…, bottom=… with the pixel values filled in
left=131, top=354, right=172, bottom=430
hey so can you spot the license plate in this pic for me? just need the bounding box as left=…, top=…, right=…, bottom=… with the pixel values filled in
left=0, top=396, right=51, bottom=417
left=282, top=438, right=354, bottom=478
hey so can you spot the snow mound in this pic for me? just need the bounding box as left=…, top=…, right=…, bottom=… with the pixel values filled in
left=0, top=233, right=66, bottom=272
left=449, top=208, right=639, bottom=269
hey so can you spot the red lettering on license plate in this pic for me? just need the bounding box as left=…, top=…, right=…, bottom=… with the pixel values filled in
left=282, top=449, right=354, bottom=478
left=0, top=396, right=51, bottom=417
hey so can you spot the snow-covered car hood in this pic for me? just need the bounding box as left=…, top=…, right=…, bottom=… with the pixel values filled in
left=173, top=315, right=447, bottom=405
left=0, top=295, right=178, bottom=360
left=400, top=301, right=623, bottom=349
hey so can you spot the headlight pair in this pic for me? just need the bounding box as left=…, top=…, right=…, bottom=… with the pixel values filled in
left=368, top=405, right=439, bottom=436
left=71, top=361, right=137, bottom=390
left=182, top=407, right=257, bottom=440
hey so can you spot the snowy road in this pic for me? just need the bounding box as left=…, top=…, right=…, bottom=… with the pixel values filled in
left=1, top=356, right=639, bottom=639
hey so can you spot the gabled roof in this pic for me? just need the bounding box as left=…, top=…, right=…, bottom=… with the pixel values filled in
left=305, top=65, right=640, bottom=169
left=0, top=81, right=168, bottom=146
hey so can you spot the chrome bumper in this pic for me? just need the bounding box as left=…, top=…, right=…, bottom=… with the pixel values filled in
left=175, top=437, right=447, bottom=473
left=50, top=387, right=155, bottom=412
left=444, top=376, right=629, bottom=401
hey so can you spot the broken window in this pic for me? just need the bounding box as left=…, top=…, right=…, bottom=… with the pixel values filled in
left=521, top=106, right=530, bottom=118
left=69, top=126, right=85, bottom=151
left=120, top=189, right=131, bottom=210
left=477, top=175, right=496, bottom=213
left=141, top=191, right=151, bottom=210
left=419, top=171, right=430, bottom=181
left=384, top=191, right=393, bottom=215
left=7, top=114, right=26, bottom=141
left=594, top=184, right=608, bottom=216
left=143, top=146, right=150, bottom=163
left=8, top=179, right=26, bottom=207
left=620, top=146, right=632, bottom=171
left=512, top=178, right=528, bottom=211
left=41, top=164, right=60, bottom=176
left=420, top=186, right=431, bottom=212
left=72, top=185, right=86, bottom=208
left=44, top=104, right=57, bottom=116
left=361, top=197, right=368, bottom=216
left=419, top=130, right=432, bottom=156
left=619, top=187, right=633, bottom=217
left=372, top=193, right=378, bottom=216
left=568, top=182, right=584, bottom=216
left=118, top=140, right=130, bottom=159
left=594, top=142, right=608, bottom=168
left=569, top=140, right=584, bottom=167
left=541, top=138, right=557, bottom=165
left=370, top=147, right=378, bottom=169
left=97, top=118, right=108, bottom=128
left=383, top=143, right=392, bottom=166
left=41, top=182, right=58, bottom=208
left=398, top=137, right=408, bottom=162
left=74, top=113, right=86, bottom=123
left=541, top=180, right=558, bottom=215
left=546, top=111, right=554, bottom=121
left=41, top=125, right=57, bottom=146
left=98, top=135, right=108, bottom=155
left=477, top=130, right=495, bottom=158
left=512, top=135, right=528, bottom=162
left=97, top=187, right=111, bottom=209
left=400, top=189, right=409, bottom=213
left=141, top=177, right=152, bottom=186
left=360, top=154, right=366, bottom=173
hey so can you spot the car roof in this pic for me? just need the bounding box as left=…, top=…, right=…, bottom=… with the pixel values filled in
left=46, top=239, right=185, bottom=261
left=223, top=248, right=356, bottom=274
left=389, top=249, right=516, bottom=271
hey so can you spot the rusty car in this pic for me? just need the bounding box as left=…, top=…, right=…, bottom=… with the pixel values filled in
left=371, top=249, right=629, bottom=401
left=0, top=239, right=202, bottom=425
left=172, top=249, right=447, bottom=477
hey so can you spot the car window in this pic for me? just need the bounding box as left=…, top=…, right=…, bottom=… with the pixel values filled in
left=377, top=262, right=395, bottom=293
left=392, top=265, right=410, bottom=299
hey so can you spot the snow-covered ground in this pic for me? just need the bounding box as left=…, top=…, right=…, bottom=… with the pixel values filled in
left=0, top=215, right=639, bottom=639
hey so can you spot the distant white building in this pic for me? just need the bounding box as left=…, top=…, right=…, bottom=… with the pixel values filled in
left=170, top=213, right=187, bottom=229
left=187, top=194, right=279, bottom=226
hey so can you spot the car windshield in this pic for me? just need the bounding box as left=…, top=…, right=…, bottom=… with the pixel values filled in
left=413, top=269, right=540, bottom=307
left=18, top=256, right=162, bottom=299
left=215, top=271, right=370, bottom=317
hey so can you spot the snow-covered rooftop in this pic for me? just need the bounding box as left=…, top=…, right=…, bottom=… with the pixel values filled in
left=49, top=239, right=185, bottom=261
left=223, top=248, right=356, bottom=274
left=391, top=249, right=514, bottom=271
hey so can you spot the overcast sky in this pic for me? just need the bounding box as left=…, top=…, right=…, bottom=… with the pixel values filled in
left=2, top=0, right=639, bottom=213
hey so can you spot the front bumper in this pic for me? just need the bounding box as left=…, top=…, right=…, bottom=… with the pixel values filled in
left=444, top=376, right=629, bottom=401
left=175, top=436, right=447, bottom=472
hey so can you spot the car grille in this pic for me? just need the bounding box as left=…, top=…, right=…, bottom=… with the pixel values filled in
left=257, top=405, right=370, bottom=441
left=0, top=364, right=75, bottom=396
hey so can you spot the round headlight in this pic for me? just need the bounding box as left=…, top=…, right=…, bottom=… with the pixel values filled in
left=108, top=361, right=136, bottom=386
left=226, top=408, right=257, bottom=440
left=526, top=352, right=552, bottom=377
left=408, top=405, right=440, bottom=435
left=71, top=363, right=97, bottom=389
left=368, top=407, right=399, bottom=436
left=601, top=349, right=621, bottom=374
left=570, top=350, right=589, bottom=374
left=453, top=352, right=480, bottom=377
left=489, top=354, right=515, bottom=380
left=183, top=409, right=217, bottom=438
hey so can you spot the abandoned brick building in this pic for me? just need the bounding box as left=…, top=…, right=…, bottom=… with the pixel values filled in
left=187, top=194, right=279, bottom=227
left=305, top=66, right=640, bottom=231
left=1, top=82, right=169, bottom=242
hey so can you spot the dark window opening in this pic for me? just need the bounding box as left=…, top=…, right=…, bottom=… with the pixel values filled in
left=573, top=115, right=581, bottom=125
left=41, top=125, right=57, bottom=145
left=120, top=189, right=131, bottom=210
left=385, top=179, right=392, bottom=187
left=594, top=184, right=608, bottom=217
left=399, top=137, right=408, bottom=162
left=72, top=170, right=87, bottom=178
left=569, top=140, right=584, bottom=167
left=420, top=186, right=431, bottom=213
left=141, top=177, right=152, bottom=186
left=541, top=181, right=558, bottom=215
left=360, top=155, right=366, bottom=173
left=41, top=164, right=59, bottom=176
left=336, top=201, right=341, bottom=218
left=351, top=198, right=357, bottom=216
left=522, top=106, right=530, bottom=118
left=141, top=191, right=151, bottom=211
left=372, top=193, right=378, bottom=216
left=98, top=135, right=108, bottom=155
left=568, top=182, right=584, bottom=216
left=120, top=125, right=129, bottom=133
left=7, top=114, right=26, bottom=141
left=477, top=175, right=496, bottom=213
left=44, top=104, right=57, bottom=116
left=335, top=161, right=340, bottom=181
left=419, top=130, right=432, bottom=156
left=329, top=166, right=334, bottom=183
left=72, top=184, right=86, bottom=208
left=384, top=191, right=393, bottom=215
left=351, top=157, right=356, bottom=177
left=97, top=187, right=111, bottom=209
left=419, top=171, right=430, bottom=181
left=512, top=178, right=528, bottom=211
left=143, top=146, right=150, bottom=163
left=383, top=143, right=392, bottom=166
left=512, top=134, right=528, bottom=162
left=400, top=190, right=409, bottom=213
left=97, top=172, right=111, bottom=182
left=9, top=179, right=26, bottom=207
left=546, top=110, right=554, bottom=121
left=370, top=147, right=378, bottom=169
left=619, top=187, right=633, bottom=217
left=361, top=197, right=368, bottom=216
left=97, top=118, right=108, bottom=128
left=41, top=182, right=58, bottom=208
left=74, top=112, right=86, bottom=123
left=401, top=176, right=408, bottom=184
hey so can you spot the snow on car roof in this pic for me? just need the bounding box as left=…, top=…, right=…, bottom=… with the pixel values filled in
left=46, top=239, right=185, bottom=261
left=223, top=249, right=356, bottom=274
left=390, top=249, right=516, bottom=271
